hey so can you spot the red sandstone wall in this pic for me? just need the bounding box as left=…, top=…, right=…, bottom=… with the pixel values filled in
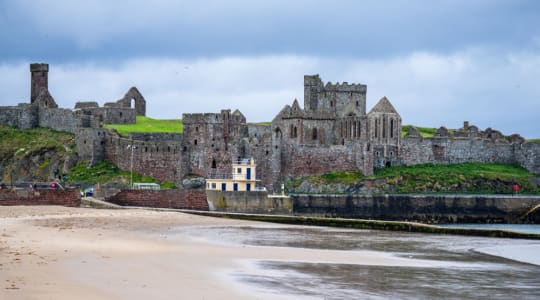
left=0, top=189, right=81, bottom=207
left=281, top=143, right=370, bottom=177
left=105, top=189, right=208, bottom=210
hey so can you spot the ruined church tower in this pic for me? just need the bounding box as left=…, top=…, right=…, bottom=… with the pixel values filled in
left=30, top=63, right=49, bottom=103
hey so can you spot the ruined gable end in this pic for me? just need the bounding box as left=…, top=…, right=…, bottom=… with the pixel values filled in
left=368, top=96, right=399, bottom=115
left=116, top=87, right=146, bottom=116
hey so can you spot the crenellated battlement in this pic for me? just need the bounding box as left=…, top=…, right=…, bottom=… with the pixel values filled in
left=324, top=81, right=367, bottom=92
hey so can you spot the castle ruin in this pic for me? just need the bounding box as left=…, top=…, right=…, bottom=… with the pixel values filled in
left=0, top=64, right=538, bottom=190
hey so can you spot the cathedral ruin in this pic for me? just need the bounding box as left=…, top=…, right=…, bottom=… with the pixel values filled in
left=0, top=63, right=538, bottom=191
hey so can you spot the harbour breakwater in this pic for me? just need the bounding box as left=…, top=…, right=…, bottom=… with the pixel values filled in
left=291, top=194, right=540, bottom=224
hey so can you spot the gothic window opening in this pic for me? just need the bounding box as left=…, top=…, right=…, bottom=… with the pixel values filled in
left=383, top=118, right=387, bottom=139
left=289, top=125, right=294, bottom=138
left=293, top=126, right=297, bottom=138
left=375, top=119, right=379, bottom=138
left=390, top=119, right=394, bottom=138
left=119, top=111, right=123, bottom=117
left=212, top=159, right=217, bottom=169
left=195, top=126, right=199, bottom=132
left=312, top=128, right=318, bottom=140
left=194, top=139, right=198, bottom=145
left=275, top=127, right=282, bottom=139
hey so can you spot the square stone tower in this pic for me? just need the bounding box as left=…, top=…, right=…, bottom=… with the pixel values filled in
left=30, top=63, right=49, bottom=103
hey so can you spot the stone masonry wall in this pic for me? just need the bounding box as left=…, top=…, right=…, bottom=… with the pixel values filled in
left=0, top=104, right=38, bottom=129
left=515, top=142, right=540, bottom=174
left=103, top=133, right=184, bottom=185
left=105, top=189, right=208, bottom=210
left=206, top=190, right=292, bottom=214
left=0, top=189, right=81, bottom=207
left=38, top=107, right=88, bottom=133
left=280, top=143, right=372, bottom=178
left=402, top=137, right=517, bottom=166
left=292, top=194, right=540, bottom=223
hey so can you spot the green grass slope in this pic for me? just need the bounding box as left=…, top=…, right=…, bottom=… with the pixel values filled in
left=104, top=116, right=183, bottom=136
left=287, top=163, right=540, bottom=194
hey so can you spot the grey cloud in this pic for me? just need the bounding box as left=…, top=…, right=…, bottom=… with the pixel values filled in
left=1, top=1, right=539, bottom=60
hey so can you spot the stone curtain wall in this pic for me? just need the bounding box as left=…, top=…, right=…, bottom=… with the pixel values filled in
left=292, top=194, right=540, bottom=223
left=0, top=189, right=81, bottom=207
left=38, top=107, right=89, bottom=133
left=103, top=133, right=184, bottom=185
left=0, top=105, right=38, bottom=129
left=280, top=143, right=373, bottom=177
left=516, top=142, right=540, bottom=174
left=105, top=189, right=208, bottom=210
left=402, top=137, right=517, bottom=166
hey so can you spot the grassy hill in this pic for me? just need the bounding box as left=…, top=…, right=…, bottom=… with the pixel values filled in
left=104, top=116, right=183, bottom=136
left=286, top=163, right=540, bottom=194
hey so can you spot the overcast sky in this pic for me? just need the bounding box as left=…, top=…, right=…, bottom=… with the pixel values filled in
left=1, top=0, right=539, bottom=137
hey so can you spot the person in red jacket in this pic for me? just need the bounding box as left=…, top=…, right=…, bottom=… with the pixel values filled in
left=513, top=184, right=519, bottom=195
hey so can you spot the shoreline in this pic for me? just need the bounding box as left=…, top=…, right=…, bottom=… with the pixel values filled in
left=181, top=209, right=540, bottom=239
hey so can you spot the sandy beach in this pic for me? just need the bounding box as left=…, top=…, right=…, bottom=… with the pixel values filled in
left=1, top=205, right=463, bottom=300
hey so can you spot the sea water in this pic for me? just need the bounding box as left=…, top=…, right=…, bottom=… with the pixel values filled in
left=178, top=225, right=540, bottom=299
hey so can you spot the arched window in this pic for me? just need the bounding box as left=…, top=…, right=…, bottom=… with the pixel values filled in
left=312, top=128, right=318, bottom=140
left=289, top=124, right=294, bottom=138
left=194, top=139, right=198, bottom=145
left=382, top=117, right=387, bottom=138
left=375, top=119, right=379, bottom=138
left=211, top=159, right=217, bottom=169
left=293, top=126, right=297, bottom=138
left=390, top=119, right=394, bottom=138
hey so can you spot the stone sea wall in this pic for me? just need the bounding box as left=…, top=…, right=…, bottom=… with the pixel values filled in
left=291, top=194, right=540, bottom=224
left=206, top=190, right=292, bottom=214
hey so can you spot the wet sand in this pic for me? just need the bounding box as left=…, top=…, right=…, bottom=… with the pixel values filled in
left=0, top=206, right=449, bottom=300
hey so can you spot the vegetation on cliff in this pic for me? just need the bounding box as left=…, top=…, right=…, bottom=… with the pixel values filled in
left=104, top=116, right=183, bottom=135
left=0, top=126, right=76, bottom=182
left=68, top=161, right=176, bottom=189
left=286, top=163, right=540, bottom=194
left=0, top=126, right=175, bottom=188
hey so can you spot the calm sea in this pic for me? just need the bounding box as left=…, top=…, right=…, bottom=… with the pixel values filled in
left=177, top=224, right=540, bottom=299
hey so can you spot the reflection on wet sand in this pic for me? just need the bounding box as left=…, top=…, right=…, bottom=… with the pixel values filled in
left=180, top=225, right=540, bottom=299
